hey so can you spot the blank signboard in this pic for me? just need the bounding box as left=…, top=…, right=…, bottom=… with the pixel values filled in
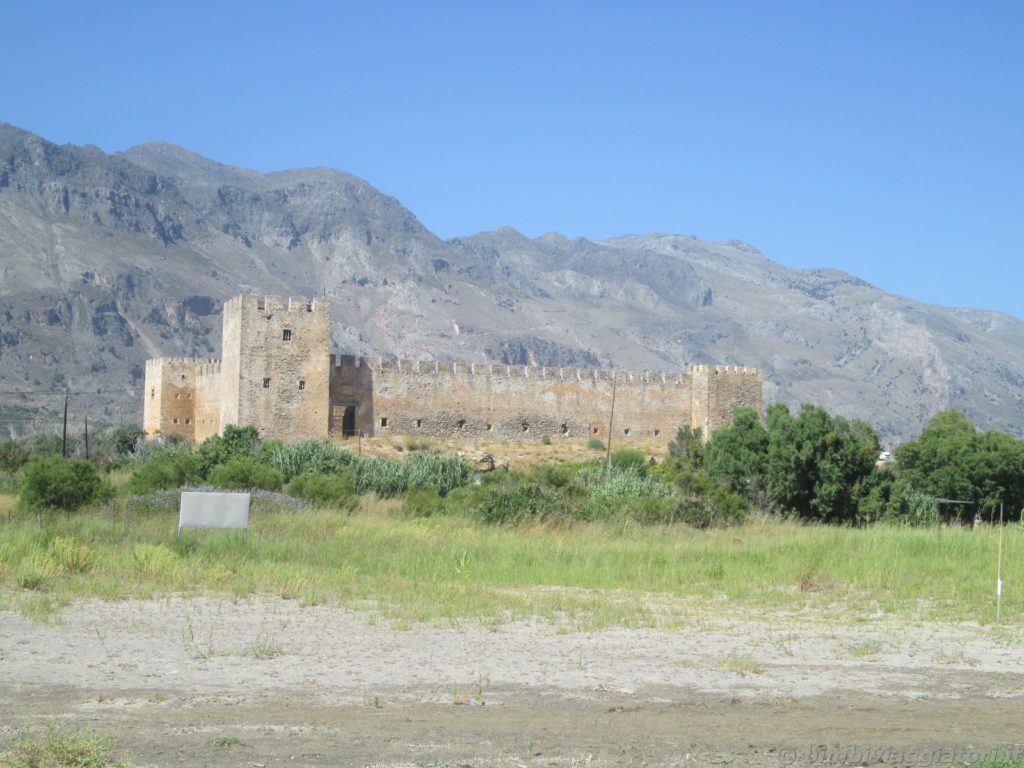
left=178, top=491, right=250, bottom=540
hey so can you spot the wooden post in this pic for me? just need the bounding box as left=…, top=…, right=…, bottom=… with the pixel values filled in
left=605, top=371, right=617, bottom=470
left=62, top=387, right=69, bottom=458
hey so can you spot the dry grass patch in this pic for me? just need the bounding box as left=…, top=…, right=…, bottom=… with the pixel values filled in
left=0, top=494, right=15, bottom=522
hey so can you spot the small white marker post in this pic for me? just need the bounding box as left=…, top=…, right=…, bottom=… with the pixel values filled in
left=996, top=502, right=1004, bottom=624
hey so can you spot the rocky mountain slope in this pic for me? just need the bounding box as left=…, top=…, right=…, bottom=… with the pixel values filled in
left=1, top=123, right=1021, bottom=443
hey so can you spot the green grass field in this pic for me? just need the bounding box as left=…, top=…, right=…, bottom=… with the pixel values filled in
left=0, top=492, right=1020, bottom=628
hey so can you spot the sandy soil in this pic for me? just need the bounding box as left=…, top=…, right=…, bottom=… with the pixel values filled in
left=2, top=596, right=1023, bottom=767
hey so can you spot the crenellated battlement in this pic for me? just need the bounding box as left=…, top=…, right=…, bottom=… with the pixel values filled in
left=330, top=354, right=693, bottom=386
left=226, top=293, right=329, bottom=315
left=146, top=356, right=217, bottom=369
left=690, top=364, right=762, bottom=376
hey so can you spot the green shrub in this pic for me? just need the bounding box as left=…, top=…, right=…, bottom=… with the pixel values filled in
left=110, top=425, right=146, bottom=457
left=575, top=494, right=679, bottom=523
left=18, top=456, right=113, bottom=512
left=0, top=440, right=31, bottom=472
left=133, top=543, right=182, bottom=579
left=406, top=452, right=473, bottom=496
left=477, top=483, right=564, bottom=525
left=610, top=447, right=648, bottom=474
left=352, top=455, right=408, bottom=497
left=540, top=435, right=552, bottom=445
left=193, top=424, right=260, bottom=479
left=126, top=450, right=197, bottom=493
left=2, top=722, right=128, bottom=768
left=674, top=470, right=749, bottom=528
left=403, top=436, right=433, bottom=452
left=440, top=483, right=491, bottom=518
left=16, top=553, right=59, bottom=590
left=286, top=472, right=358, bottom=510
left=576, top=464, right=671, bottom=499
left=401, top=488, right=445, bottom=517
left=47, top=536, right=94, bottom=573
left=28, top=434, right=67, bottom=458
left=262, top=438, right=352, bottom=482
left=349, top=451, right=473, bottom=498
left=586, top=437, right=606, bottom=451
left=0, top=469, right=19, bottom=494
left=208, top=457, right=283, bottom=491
left=526, top=462, right=585, bottom=495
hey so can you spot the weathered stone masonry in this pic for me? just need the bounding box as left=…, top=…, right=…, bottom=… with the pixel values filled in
left=144, top=294, right=763, bottom=443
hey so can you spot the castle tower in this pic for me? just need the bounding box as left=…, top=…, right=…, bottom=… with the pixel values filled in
left=219, top=295, right=331, bottom=440
left=143, top=358, right=198, bottom=439
left=690, top=365, right=764, bottom=438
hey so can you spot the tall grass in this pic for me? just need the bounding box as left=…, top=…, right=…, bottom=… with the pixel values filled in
left=0, top=493, right=1020, bottom=627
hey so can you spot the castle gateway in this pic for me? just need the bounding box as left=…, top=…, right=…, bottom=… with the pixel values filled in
left=144, top=294, right=763, bottom=443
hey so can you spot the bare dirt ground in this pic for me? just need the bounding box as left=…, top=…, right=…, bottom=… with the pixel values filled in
left=2, top=596, right=1023, bottom=767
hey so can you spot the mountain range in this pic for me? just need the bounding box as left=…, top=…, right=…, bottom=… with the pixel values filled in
left=1, top=122, right=1021, bottom=444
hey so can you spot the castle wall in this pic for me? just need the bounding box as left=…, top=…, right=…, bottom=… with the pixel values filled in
left=220, top=295, right=331, bottom=440
left=194, top=361, right=222, bottom=442
left=143, top=358, right=199, bottom=440
left=330, top=357, right=693, bottom=443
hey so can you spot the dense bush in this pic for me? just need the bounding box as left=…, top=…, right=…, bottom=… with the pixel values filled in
left=576, top=464, right=670, bottom=499
left=0, top=441, right=32, bottom=472
left=405, top=452, right=473, bottom=496
left=208, top=457, right=283, bottom=491
left=18, top=456, right=113, bottom=511
left=439, top=482, right=492, bottom=518
left=477, top=483, right=564, bottom=525
left=674, top=469, right=750, bottom=528
left=401, top=488, right=445, bottom=517
left=667, top=425, right=705, bottom=469
left=110, top=425, right=146, bottom=457
left=586, top=437, right=606, bottom=451
left=286, top=472, right=358, bottom=510
left=610, top=447, right=648, bottom=474
left=28, top=434, right=69, bottom=459
left=702, top=404, right=879, bottom=523
left=895, top=409, right=1024, bottom=518
left=262, top=438, right=352, bottom=482
left=575, top=493, right=677, bottom=523
left=350, top=451, right=473, bottom=498
left=351, top=455, right=409, bottom=497
left=193, top=425, right=260, bottom=479
left=0, top=469, right=19, bottom=494
left=127, top=450, right=197, bottom=493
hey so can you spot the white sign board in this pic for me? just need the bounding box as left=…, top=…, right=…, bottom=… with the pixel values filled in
left=178, top=491, right=250, bottom=540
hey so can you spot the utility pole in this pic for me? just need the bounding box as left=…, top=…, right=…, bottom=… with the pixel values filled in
left=605, top=371, right=617, bottom=470
left=62, top=387, right=69, bottom=458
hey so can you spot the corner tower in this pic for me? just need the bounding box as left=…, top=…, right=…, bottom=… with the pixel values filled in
left=690, top=365, right=763, bottom=438
left=219, top=295, right=330, bottom=440
left=143, top=358, right=198, bottom=440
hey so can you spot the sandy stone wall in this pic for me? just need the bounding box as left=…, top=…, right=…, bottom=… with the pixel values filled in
left=329, top=356, right=694, bottom=443
left=193, top=362, right=222, bottom=442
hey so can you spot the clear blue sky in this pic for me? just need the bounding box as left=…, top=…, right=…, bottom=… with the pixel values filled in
left=4, top=1, right=1022, bottom=318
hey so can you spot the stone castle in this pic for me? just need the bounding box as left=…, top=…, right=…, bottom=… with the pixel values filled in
left=144, top=294, right=763, bottom=443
